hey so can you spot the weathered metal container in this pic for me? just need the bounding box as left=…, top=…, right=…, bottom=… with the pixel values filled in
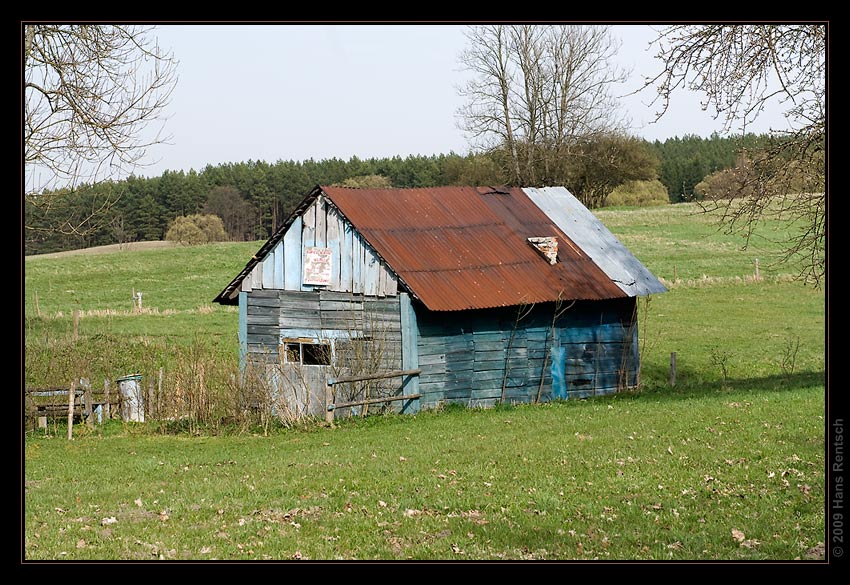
left=116, top=374, right=144, bottom=422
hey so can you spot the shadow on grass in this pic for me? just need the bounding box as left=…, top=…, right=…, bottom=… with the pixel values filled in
left=629, top=366, right=825, bottom=403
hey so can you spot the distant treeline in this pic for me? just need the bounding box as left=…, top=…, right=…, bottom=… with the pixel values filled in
left=25, top=133, right=771, bottom=255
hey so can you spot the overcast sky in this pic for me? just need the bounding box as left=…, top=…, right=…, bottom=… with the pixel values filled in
left=137, top=24, right=789, bottom=178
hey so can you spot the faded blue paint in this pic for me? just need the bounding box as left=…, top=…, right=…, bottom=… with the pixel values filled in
left=524, top=186, right=667, bottom=297
left=551, top=340, right=566, bottom=399
left=413, top=299, right=636, bottom=409
left=399, top=292, right=420, bottom=414
left=283, top=215, right=302, bottom=290
left=262, top=248, right=275, bottom=289
left=340, top=222, right=353, bottom=292
left=279, top=328, right=352, bottom=341
left=273, top=241, right=285, bottom=289
left=238, top=291, right=248, bottom=371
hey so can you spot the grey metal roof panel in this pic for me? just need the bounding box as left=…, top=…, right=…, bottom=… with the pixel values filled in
left=523, top=186, right=667, bottom=297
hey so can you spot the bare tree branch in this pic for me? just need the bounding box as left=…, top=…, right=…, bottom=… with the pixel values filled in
left=24, top=24, right=178, bottom=236
left=642, top=24, right=825, bottom=286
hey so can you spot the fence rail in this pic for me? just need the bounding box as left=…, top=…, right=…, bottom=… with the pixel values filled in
left=325, top=368, right=421, bottom=424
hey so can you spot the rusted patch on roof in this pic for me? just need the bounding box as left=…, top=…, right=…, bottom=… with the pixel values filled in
left=321, top=185, right=625, bottom=311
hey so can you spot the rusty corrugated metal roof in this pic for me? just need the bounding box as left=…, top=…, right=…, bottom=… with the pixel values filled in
left=322, top=185, right=626, bottom=311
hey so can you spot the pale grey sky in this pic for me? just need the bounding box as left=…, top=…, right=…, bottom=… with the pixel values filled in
left=138, top=24, right=789, bottom=178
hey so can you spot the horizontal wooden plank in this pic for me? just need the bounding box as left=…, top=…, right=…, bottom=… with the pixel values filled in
left=281, top=317, right=322, bottom=330
left=320, top=290, right=362, bottom=302
left=418, top=334, right=473, bottom=347
left=473, top=349, right=508, bottom=361
left=320, top=300, right=363, bottom=311
left=471, top=331, right=508, bottom=342
left=468, top=370, right=506, bottom=383
left=250, top=289, right=279, bottom=298
left=248, top=296, right=281, bottom=308
left=419, top=369, right=474, bottom=384
left=279, top=298, right=322, bottom=311
left=365, top=298, right=401, bottom=310
left=418, top=353, right=446, bottom=366
left=247, top=344, right=278, bottom=355
left=472, top=341, right=510, bottom=352
left=246, top=314, right=279, bottom=326
left=247, top=324, right=278, bottom=336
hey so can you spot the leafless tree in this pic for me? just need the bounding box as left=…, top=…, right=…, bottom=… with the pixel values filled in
left=458, top=25, right=627, bottom=186
left=24, top=24, right=178, bottom=236
left=642, top=24, right=825, bottom=285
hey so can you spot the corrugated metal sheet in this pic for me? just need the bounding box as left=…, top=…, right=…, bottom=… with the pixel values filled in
left=322, top=185, right=625, bottom=312
left=523, top=186, right=667, bottom=297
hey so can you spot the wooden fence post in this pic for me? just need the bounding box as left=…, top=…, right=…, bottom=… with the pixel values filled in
left=754, top=258, right=760, bottom=281
left=147, top=377, right=155, bottom=422
left=73, top=310, right=80, bottom=341
left=67, top=380, right=76, bottom=441
left=670, top=352, right=677, bottom=388
left=104, top=378, right=111, bottom=420
left=83, top=378, right=93, bottom=430
left=325, top=385, right=334, bottom=426
left=158, top=367, right=163, bottom=421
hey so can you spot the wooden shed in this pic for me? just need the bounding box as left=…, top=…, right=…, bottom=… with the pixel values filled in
left=213, top=185, right=665, bottom=418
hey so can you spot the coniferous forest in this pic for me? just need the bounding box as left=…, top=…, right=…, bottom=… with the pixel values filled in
left=25, top=133, right=771, bottom=255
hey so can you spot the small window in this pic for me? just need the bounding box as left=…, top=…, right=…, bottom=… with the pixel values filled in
left=281, top=340, right=331, bottom=366
left=283, top=343, right=301, bottom=364
left=302, top=343, right=331, bottom=365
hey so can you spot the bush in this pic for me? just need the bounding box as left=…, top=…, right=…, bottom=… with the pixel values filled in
left=166, top=214, right=229, bottom=245
left=604, top=179, right=670, bottom=207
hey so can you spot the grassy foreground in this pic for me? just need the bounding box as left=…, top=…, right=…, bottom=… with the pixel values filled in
left=24, top=382, right=824, bottom=560
left=23, top=202, right=826, bottom=560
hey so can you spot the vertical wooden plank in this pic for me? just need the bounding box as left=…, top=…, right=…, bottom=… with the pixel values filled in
left=399, top=293, right=420, bottom=414
left=262, top=248, right=275, bottom=289
left=238, top=291, right=248, bottom=371
left=376, top=259, right=387, bottom=298
left=273, top=241, right=285, bottom=289
left=83, top=379, right=93, bottom=429
left=301, top=202, right=316, bottom=292
left=67, top=380, right=75, bottom=440
left=380, top=262, right=397, bottom=296
left=315, top=198, right=326, bottom=249
left=104, top=378, right=111, bottom=420
left=352, top=233, right=364, bottom=295
left=241, top=275, right=252, bottom=293
left=325, top=384, right=335, bottom=426
left=302, top=200, right=316, bottom=247
left=283, top=216, right=302, bottom=291
left=326, top=208, right=341, bottom=290
left=340, top=220, right=353, bottom=293
left=251, top=263, right=263, bottom=290
left=365, top=246, right=379, bottom=297
left=158, top=367, right=164, bottom=422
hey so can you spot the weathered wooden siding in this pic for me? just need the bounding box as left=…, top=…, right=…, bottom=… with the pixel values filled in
left=244, top=289, right=404, bottom=417
left=415, top=298, right=638, bottom=410
left=243, top=195, right=398, bottom=297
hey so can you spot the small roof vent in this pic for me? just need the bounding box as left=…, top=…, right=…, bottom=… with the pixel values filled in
left=527, top=236, right=558, bottom=265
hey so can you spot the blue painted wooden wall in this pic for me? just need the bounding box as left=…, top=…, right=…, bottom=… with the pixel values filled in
left=413, top=298, right=638, bottom=410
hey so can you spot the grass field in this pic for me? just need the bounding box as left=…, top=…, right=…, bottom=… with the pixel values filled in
left=23, top=202, right=827, bottom=560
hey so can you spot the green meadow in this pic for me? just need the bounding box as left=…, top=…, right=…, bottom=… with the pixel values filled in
left=23, top=202, right=826, bottom=560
